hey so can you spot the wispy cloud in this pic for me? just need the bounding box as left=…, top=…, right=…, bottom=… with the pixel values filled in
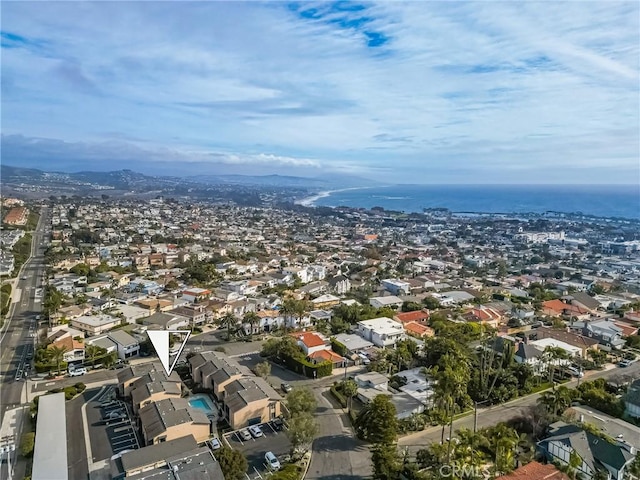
left=1, top=1, right=638, bottom=183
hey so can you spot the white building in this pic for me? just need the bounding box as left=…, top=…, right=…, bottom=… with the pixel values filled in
left=357, top=317, right=406, bottom=348
left=381, top=279, right=411, bottom=296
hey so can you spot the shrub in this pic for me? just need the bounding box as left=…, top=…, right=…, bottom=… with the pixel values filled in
left=74, top=382, right=86, bottom=392
left=330, top=385, right=347, bottom=408
left=269, top=464, right=303, bottom=480
left=20, top=432, right=35, bottom=458
left=214, top=347, right=227, bottom=353
left=63, top=386, right=78, bottom=400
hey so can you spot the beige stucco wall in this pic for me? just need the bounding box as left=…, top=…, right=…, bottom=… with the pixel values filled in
left=147, top=422, right=210, bottom=445
left=229, top=399, right=281, bottom=429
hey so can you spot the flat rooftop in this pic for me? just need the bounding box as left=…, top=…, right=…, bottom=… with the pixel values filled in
left=32, top=393, right=68, bottom=480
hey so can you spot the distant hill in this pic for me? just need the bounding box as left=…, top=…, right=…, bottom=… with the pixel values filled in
left=189, top=173, right=377, bottom=188
left=1, top=164, right=377, bottom=194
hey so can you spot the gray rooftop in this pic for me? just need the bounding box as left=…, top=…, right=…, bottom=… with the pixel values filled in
left=32, top=393, right=68, bottom=480
left=115, top=435, right=197, bottom=475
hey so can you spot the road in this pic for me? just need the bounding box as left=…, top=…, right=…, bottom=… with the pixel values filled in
left=0, top=207, right=49, bottom=480
left=398, top=361, right=640, bottom=455
left=0, top=207, right=49, bottom=416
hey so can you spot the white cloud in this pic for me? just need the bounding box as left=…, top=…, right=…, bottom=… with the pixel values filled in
left=1, top=1, right=638, bottom=183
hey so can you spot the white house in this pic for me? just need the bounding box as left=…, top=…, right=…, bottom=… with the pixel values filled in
left=381, top=279, right=411, bottom=296
left=357, top=317, right=406, bottom=348
left=327, top=275, right=351, bottom=295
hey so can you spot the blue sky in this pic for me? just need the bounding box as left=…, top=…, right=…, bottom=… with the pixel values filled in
left=1, top=1, right=639, bottom=183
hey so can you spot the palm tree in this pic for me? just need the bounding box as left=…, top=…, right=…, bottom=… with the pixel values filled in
left=341, top=379, right=358, bottom=413
left=243, top=311, right=260, bottom=338
left=85, top=344, right=102, bottom=367
left=219, top=312, right=237, bottom=341
left=538, top=385, right=573, bottom=416
left=542, top=346, right=569, bottom=387
left=48, top=345, right=68, bottom=375
left=489, top=423, right=519, bottom=474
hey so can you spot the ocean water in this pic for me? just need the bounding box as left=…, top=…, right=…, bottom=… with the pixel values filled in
left=312, top=184, right=640, bottom=220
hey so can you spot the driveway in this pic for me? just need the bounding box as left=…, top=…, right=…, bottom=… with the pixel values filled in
left=306, top=389, right=372, bottom=480
left=223, top=422, right=291, bottom=479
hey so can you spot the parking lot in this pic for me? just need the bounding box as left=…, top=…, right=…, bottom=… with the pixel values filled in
left=223, top=420, right=292, bottom=479
left=86, top=385, right=141, bottom=460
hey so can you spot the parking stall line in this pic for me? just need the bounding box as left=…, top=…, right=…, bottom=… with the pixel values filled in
left=253, top=467, right=263, bottom=479
left=267, top=423, right=276, bottom=434
left=112, top=439, right=135, bottom=447
left=112, top=433, right=134, bottom=441
left=235, top=432, right=244, bottom=445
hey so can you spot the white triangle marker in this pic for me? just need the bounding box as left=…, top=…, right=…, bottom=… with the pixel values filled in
left=147, top=330, right=191, bottom=376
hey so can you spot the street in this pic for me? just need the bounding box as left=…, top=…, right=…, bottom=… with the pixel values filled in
left=398, top=361, right=640, bottom=455
left=0, top=207, right=49, bottom=480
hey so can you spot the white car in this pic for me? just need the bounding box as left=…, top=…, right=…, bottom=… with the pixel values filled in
left=209, top=438, right=221, bottom=450
left=239, top=429, right=252, bottom=441
left=69, top=367, right=87, bottom=377
left=248, top=425, right=263, bottom=438
left=265, top=451, right=280, bottom=471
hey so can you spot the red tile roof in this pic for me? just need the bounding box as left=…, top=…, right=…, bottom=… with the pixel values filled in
left=394, top=310, right=430, bottom=324
left=292, top=332, right=326, bottom=348
left=495, top=461, right=568, bottom=480
left=404, top=321, right=434, bottom=337
left=308, top=349, right=344, bottom=362
left=542, top=299, right=588, bottom=316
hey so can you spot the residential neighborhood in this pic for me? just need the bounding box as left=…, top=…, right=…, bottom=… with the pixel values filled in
left=1, top=194, right=640, bottom=480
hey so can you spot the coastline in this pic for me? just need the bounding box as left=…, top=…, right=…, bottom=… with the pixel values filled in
left=294, top=186, right=374, bottom=207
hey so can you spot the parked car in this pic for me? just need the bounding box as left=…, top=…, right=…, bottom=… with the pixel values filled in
left=68, top=367, right=87, bottom=377
left=566, top=367, right=584, bottom=377
left=271, top=418, right=284, bottom=431
left=239, top=429, right=252, bottom=441
left=281, top=383, right=292, bottom=393
left=208, top=438, right=221, bottom=450
left=249, top=425, right=263, bottom=438
left=618, top=359, right=633, bottom=368
left=265, top=451, right=280, bottom=471
left=103, top=411, right=126, bottom=421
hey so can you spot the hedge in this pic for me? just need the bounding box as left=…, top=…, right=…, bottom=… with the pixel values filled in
left=330, top=385, right=347, bottom=408
left=269, top=464, right=303, bottom=480
left=330, top=339, right=347, bottom=357
left=282, top=354, right=332, bottom=378
left=20, top=432, right=35, bottom=458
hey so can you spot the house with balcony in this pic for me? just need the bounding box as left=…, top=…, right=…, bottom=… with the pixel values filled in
left=47, top=335, right=85, bottom=364
left=357, top=317, right=406, bottom=348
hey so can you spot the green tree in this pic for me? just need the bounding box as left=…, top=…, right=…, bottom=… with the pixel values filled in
left=371, top=443, right=402, bottom=480
left=286, top=387, right=317, bottom=417
left=219, top=313, right=238, bottom=341
left=214, top=446, right=248, bottom=480
left=255, top=361, right=271, bottom=380
left=538, top=386, right=574, bottom=417
left=48, top=345, right=68, bottom=374
left=85, top=344, right=104, bottom=366
left=286, top=412, right=319, bottom=455
left=354, top=394, right=398, bottom=444
left=341, top=379, right=358, bottom=413
left=243, top=311, right=261, bottom=338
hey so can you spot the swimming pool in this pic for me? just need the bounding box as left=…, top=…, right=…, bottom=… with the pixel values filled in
left=188, top=394, right=216, bottom=416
